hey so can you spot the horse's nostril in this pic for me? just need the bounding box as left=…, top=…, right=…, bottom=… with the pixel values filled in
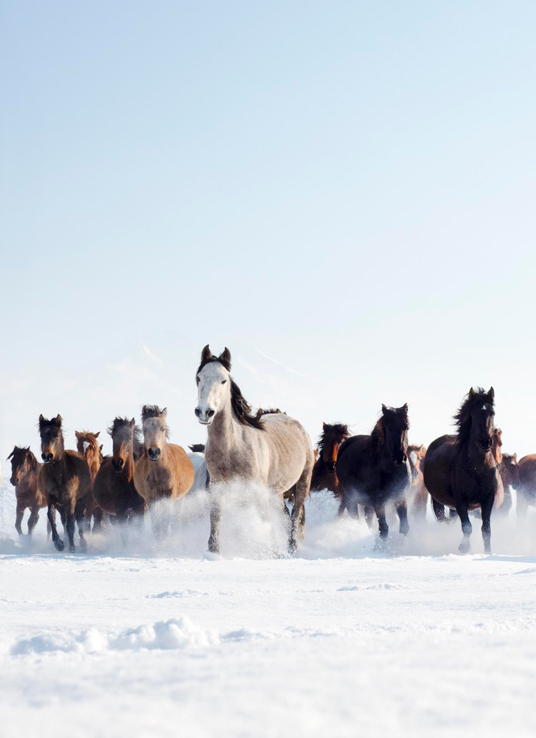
left=207, top=409, right=215, bottom=418
left=195, top=407, right=202, bottom=418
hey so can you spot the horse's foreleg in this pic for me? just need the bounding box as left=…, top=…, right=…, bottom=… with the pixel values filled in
left=289, top=464, right=312, bottom=554
left=75, top=499, right=87, bottom=552
left=432, top=498, right=447, bottom=522
left=27, top=506, right=40, bottom=536
left=208, top=491, right=222, bottom=554
left=15, top=506, right=24, bottom=536
left=47, top=503, right=64, bottom=551
left=456, top=502, right=472, bottom=554
left=374, top=503, right=388, bottom=540
left=92, top=506, right=104, bottom=533
left=396, top=499, right=409, bottom=536
left=480, top=494, right=494, bottom=554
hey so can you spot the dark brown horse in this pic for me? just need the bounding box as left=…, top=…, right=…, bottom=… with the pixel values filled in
left=8, top=446, right=47, bottom=536
left=38, top=414, right=92, bottom=552
left=515, top=454, right=536, bottom=517
left=93, top=418, right=146, bottom=538
left=310, top=423, right=350, bottom=498
left=337, top=404, right=411, bottom=542
left=407, top=444, right=428, bottom=518
left=75, top=430, right=104, bottom=531
left=423, top=387, right=502, bottom=554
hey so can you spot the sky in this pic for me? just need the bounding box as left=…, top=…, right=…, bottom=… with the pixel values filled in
left=1, top=0, right=535, bottom=463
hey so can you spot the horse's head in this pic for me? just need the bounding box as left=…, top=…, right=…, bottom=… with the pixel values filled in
left=408, top=444, right=426, bottom=479
left=38, top=414, right=64, bottom=463
left=75, top=430, right=100, bottom=464
left=109, top=417, right=136, bottom=472
left=141, top=405, right=168, bottom=461
left=501, top=452, right=519, bottom=489
left=492, top=427, right=503, bottom=464
left=381, top=404, right=410, bottom=466
left=8, top=446, right=37, bottom=486
left=468, top=387, right=495, bottom=453
left=195, top=345, right=232, bottom=426
left=319, top=422, right=349, bottom=472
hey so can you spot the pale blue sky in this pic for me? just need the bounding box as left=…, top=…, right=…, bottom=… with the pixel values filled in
left=1, top=1, right=535, bottom=460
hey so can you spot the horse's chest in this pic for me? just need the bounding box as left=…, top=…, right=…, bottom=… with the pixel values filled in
left=147, top=465, right=173, bottom=495
left=206, top=448, right=255, bottom=481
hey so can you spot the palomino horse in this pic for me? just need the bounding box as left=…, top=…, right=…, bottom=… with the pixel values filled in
left=423, top=387, right=502, bottom=554
left=8, top=446, right=47, bottom=536
left=134, top=406, right=194, bottom=539
left=407, top=444, right=428, bottom=518
left=75, top=430, right=104, bottom=531
left=337, top=404, right=411, bottom=541
left=310, top=423, right=350, bottom=498
left=195, top=346, right=314, bottom=554
left=38, top=415, right=92, bottom=552
left=93, top=418, right=146, bottom=537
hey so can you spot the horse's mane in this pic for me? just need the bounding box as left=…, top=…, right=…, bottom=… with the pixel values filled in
left=454, top=387, right=494, bottom=445
left=189, top=443, right=205, bottom=453
left=316, top=423, right=350, bottom=452
left=370, top=417, right=386, bottom=455
left=141, top=405, right=170, bottom=437
left=258, top=408, right=285, bottom=417
left=108, top=417, right=142, bottom=444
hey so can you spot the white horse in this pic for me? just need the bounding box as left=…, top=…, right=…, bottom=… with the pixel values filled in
left=195, top=345, right=314, bottom=554
left=187, top=444, right=209, bottom=493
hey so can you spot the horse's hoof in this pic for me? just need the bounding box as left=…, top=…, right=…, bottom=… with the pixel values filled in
left=458, top=541, right=470, bottom=554
left=54, top=539, right=65, bottom=552
left=69, top=544, right=76, bottom=553
left=204, top=550, right=222, bottom=561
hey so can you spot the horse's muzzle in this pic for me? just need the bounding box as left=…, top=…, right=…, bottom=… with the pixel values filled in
left=42, top=453, right=53, bottom=463
left=148, top=448, right=161, bottom=461
left=10, top=477, right=19, bottom=486
left=112, top=458, right=124, bottom=473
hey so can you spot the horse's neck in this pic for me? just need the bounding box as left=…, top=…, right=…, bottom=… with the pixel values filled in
left=124, top=445, right=135, bottom=481
left=208, top=402, right=241, bottom=453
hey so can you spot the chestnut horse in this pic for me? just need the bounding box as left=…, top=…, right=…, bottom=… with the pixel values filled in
left=8, top=446, right=47, bottom=536
left=336, top=404, right=411, bottom=542
left=195, top=346, right=314, bottom=554
left=75, top=430, right=104, bottom=532
left=407, top=444, right=428, bottom=518
left=491, top=428, right=518, bottom=516
left=38, top=414, right=92, bottom=552
left=423, top=388, right=502, bottom=554
left=310, top=423, right=350, bottom=498
left=93, top=418, right=145, bottom=537
left=134, top=406, right=194, bottom=539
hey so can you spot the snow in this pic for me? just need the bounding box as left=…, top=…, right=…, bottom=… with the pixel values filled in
left=1, top=481, right=536, bottom=738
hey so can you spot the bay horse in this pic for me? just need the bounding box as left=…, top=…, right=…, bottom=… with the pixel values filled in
left=407, top=444, right=428, bottom=518
left=195, top=345, right=314, bottom=554
left=310, top=423, right=350, bottom=498
left=38, top=414, right=92, bottom=552
left=423, top=387, right=502, bottom=553
left=134, top=406, right=194, bottom=539
left=75, top=430, right=104, bottom=531
left=93, top=418, right=146, bottom=536
left=491, top=428, right=517, bottom=516
left=8, top=446, right=47, bottom=536
left=337, top=404, right=411, bottom=542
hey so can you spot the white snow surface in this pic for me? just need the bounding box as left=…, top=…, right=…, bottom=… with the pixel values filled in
left=1, top=481, right=536, bottom=738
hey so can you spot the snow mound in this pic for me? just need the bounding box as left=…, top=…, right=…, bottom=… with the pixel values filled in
left=11, top=617, right=218, bottom=655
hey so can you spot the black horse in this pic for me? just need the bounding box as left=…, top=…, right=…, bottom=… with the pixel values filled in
left=423, top=387, right=502, bottom=554
left=337, top=404, right=411, bottom=541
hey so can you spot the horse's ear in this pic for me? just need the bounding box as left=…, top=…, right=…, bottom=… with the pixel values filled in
left=99, top=444, right=103, bottom=453
left=130, top=418, right=136, bottom=428
left=513, top=453, right=517, bottom=462
left=161, top=407, right=168, bottom=419
left=219, top=347, right=231, bottom=371
left=381, top=404, right=388, bottom=415
left=7, top=449, right=14, bottom=460
left=488, top=387, right=495, bottom=402
left=75, top=431, right=81, bottom=438
left=94, top=431, right=100, bottom=438
left=468, top=388, right=475, bottom=397
left=402, top=403, right=409, bottom=414
left=323, top=422, right=328, bottom=430
left=201, top=345, right=213, bottom=363
left=38, top=414, right=45, bottom=427
left=54, top=414, right=62, bottom=426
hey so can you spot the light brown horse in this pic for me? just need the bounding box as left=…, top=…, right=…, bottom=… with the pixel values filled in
left=75, top=430, right=104, bottom=532
left=407, top=444, right=428, bottom=518
left=39, top=414, right=92, bottom=552
left=310, top=423, right=350, bottom=499
left=93, top=418, right=146, bottom=540
left=8, top=446, right=48, bottom=536
left=134, top=406, right=195, bottom=539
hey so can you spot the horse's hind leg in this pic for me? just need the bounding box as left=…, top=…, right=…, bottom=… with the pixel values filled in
left=480, top=494, right=494, bottom=554
left=92, top=506, right=104, bottom=533
left=456, top=502, right=472, bottom=554
left=208, top=492, right=222, bottom=554
left=289, top=464, right=312, bottom=554
left=396, top=500, right=409, bottom=536
left=374, top=503, right=388, bottom=541
left=432, top=498, right=447, bottom=522
left=27, top=506, right=40, bottom=536
left=364, top=506, right=374, bottom=529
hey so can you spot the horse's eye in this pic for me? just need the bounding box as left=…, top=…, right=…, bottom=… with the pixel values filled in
left=221, top=380, right=227, bottom=385
left=196, top=376, right=200, bottom=384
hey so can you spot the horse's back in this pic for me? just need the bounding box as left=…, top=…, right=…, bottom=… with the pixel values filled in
left=261, top=412, right=314, bottom=488
left=518, top=455, right=536, bottom=499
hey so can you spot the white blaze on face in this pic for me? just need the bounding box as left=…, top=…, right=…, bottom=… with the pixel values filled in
left=196, top=362, right=230, bottom=424
left=83, top=441, right=90, bottom=453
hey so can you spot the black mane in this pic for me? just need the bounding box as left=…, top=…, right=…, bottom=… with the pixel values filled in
left=317, top=423, right=349, bottom=452
left=454, top=387, right=494, bottom=445
left=108, top=417, right=141, bottom=444
left=189, top=443, right=205, bottom=453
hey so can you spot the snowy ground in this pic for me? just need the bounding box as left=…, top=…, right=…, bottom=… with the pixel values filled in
left=1, top=483, right=536, bottom=738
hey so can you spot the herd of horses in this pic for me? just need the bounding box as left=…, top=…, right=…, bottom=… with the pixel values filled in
left=6, top=345, right=536, bottom=555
